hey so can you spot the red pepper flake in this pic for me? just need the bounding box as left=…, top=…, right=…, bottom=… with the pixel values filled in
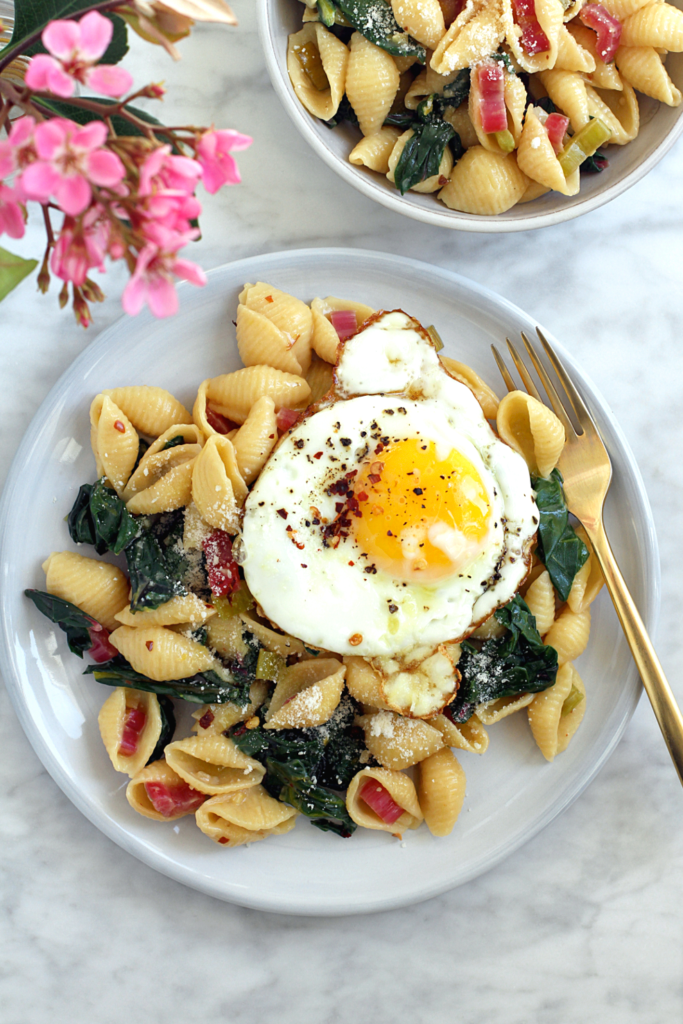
left=276, top=508, right=288, bottom=519
left=357, top=491, right=368, bottom=502
left=218, top=837, right=230, bottom=844
left=198, top=710, right=214, bottom=729
left=349, top=633, right=363, bottom=646
left=114, top=420, right=125, bottom=433
left=348, top=561, right=355, bottom=566
left=145, top=640, right=154, bottom=651
left=266, top=295, right=274, bottom=303
left=313, top=451, right=323, bottom=460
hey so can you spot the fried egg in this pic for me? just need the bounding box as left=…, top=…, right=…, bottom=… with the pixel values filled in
left=240, top=311, right=538, bottom=660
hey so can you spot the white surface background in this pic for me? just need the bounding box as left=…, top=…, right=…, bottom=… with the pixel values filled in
left=1, top=2, right=683, bottom=1020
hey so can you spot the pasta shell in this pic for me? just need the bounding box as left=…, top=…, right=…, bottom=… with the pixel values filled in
left=123, top=445, right=200, bottom=514
left=391, top=0, right=445, bottom=48
left=356, top=711, right=445, bottom=769
left=432, top=712, right=489, bottom=754
left=349, top=126, right=403, bottom=173
left=416, top=747, right=466, bottom=836
left=569, top=22, right=623, bottom=89
left=519, top=178, right=551, bottom=203
left=504, top=0, right=564, bottom=72
left=183, top=500, right=214, bottom=552
left=544, top=607, right=591, bottom=664
left=528, top=661, right=586, bottom=760
left=310, top=296, right=375, bottom=363
left=98, top=687, right=163, bottom=777
left=239, top=613, right=306, bottom=659
left=431, top=0, right=505, bottom=74
left=102, top=387, right=192, bottom=437
left=620, top=3, right=683, bottom=49
left=89, top=395, right=139, bottom=496
left=305, top=353, right=335, bottom=404
left=538, top=69, right=590, bottom=131
left=346, top=767, right=423, bottom=835
left=191, top=435, right=248, bottom=534
left=165, top=734, right=265, bottom=795
left=109, top=625, right=219, bottom=680
left=203, top=367, right=311, bottom=425
left=554, top=24, right=597, bottom=72
left=344, top=655, right=391, bottom=708
left=387, top=129, right=454, bottom=192
left=346, top=32, right=400, bottom=136
left=497, top=390, right=566, bottom=476
left=439, top=148, right=529, bottom=214
left=236, top=304, right=303, bottom=376
left=524, top=568, right=556, bottom=636
left=439, top=356, right=500, bottom=418
left=600, top=0, right=657, bottom=17
left=443, top=101, right=480, bottom=148
left=196, top=787, right=297, bottom=845
left=616, top=45, right=682, bottom=105
left=287, top=23, right=349, bottom=121
left=231, top=396, right=278, bottom=485
left=567, top=524, right=605, bottom=612
left=476, top=692, right=534, bottom=724
left=115, top=593, right=215, bottom=628
left=240, top=282, right=314, bottom=374
left=585, top=81, right=640, bottom=144
left=191, top=683, right=269, bottom=735
left=265, top=658, right=346, bottom=729
left=517, top=107, right=579, bottom=195
left=126, top=760, right=207, bottom=821
left=42, top=550, right=129, bottom=632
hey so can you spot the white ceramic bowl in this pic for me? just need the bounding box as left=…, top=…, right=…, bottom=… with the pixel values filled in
left=0, top=249, right=659, bottom=914
left=257, top=0, right=683, bottom=232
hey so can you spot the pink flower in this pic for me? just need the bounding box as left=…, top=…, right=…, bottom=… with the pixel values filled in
left=122, top=226, right=206, bottom=318
left=25, top=12, right=133, bottom=99
left=138, top=145, right=202, bottom=197
left=20, top=118, right=125, bottom=216
left=0, top=117, right=37, bottom=182
left=196, top=129, right=252, bottom=194
left=51, top=207, right=109, bottom=285
left=0, top=186, right=25, bottom=239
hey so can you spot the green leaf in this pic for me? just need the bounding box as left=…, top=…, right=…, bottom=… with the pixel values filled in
left=323, top=93, right=359, bottom=129
left=67, top=477, right=140, bottom=555
left=34, top=96, right=171, bottom=140
left=393, top=119, right=455, bottom=194
left=1, top=0, right=126, bottom=62
left=147, top=695, right=176, bottom=764
left=125, top=530, right=187, bottom=611
left=0, top=247, right=38, bottom=303
left=161, top=435, right=187, bottom=451
left=533, top=470, right=589, bottom=601
left=333, top=0, right=425, bottom=61
left=445, top=595, right=558, bottom=722
left=264, top=758, right=357, bottom=837
left=441, top=68, right=471, bottom=109
left=25, top=589, right=97, bottom=657
left=85, top=658, right=247, bottom=705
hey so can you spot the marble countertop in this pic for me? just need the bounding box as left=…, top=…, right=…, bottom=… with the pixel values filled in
left=2, top=3, right=683, bottom=1020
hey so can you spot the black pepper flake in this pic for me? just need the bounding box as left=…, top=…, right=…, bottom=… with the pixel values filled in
left=301, top=564, right=308, bottom=568
left=340, top=438, right=351, bottom=447
left=388, top=603, right=398, bottom=613
left=383, top=408, right=395, bottom=415
left=364, top=565, right=377, bottom=574
left=276, top=509, right=288, bottom=519
left=413, top=487, right=423, bottom=495
left=294, top=439, right=304, bottom=449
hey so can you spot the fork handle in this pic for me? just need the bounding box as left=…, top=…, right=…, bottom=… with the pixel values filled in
left=587, top=521, right=683, bottom=785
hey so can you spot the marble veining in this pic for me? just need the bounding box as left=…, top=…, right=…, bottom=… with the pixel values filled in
left=1, top=2, right=683, bottom=1020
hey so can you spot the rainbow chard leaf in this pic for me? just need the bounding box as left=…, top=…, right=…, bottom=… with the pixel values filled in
left=0, top=248, right=38, bottom=303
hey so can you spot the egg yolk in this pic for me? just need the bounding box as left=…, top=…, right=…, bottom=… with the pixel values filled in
left=353, top=438, right=491, bottom=582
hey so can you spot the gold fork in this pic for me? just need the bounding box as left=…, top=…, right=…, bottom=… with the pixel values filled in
left=492, top=329, right=683, bottom=785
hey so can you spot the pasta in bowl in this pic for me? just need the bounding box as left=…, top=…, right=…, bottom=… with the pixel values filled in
left=258, top=0, right=683, bottom=229
left=25, top=283, right=605, bottom=849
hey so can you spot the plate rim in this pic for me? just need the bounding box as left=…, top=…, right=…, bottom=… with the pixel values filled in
left=0, top=247, right=661, bottom=914
left=256, top=0, right=683, bottom=234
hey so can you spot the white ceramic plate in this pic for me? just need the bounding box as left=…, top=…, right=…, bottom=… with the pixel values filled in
left=258, top=0, right=683, bottom=232
left=0, top=248, right=659, bottom=915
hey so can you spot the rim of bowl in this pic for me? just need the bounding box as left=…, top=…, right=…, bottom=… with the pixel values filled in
left=257, top=0, right=683, bottom=233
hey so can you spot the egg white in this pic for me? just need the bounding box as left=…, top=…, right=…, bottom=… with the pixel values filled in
left=240, top=312, right=538, bottom=657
